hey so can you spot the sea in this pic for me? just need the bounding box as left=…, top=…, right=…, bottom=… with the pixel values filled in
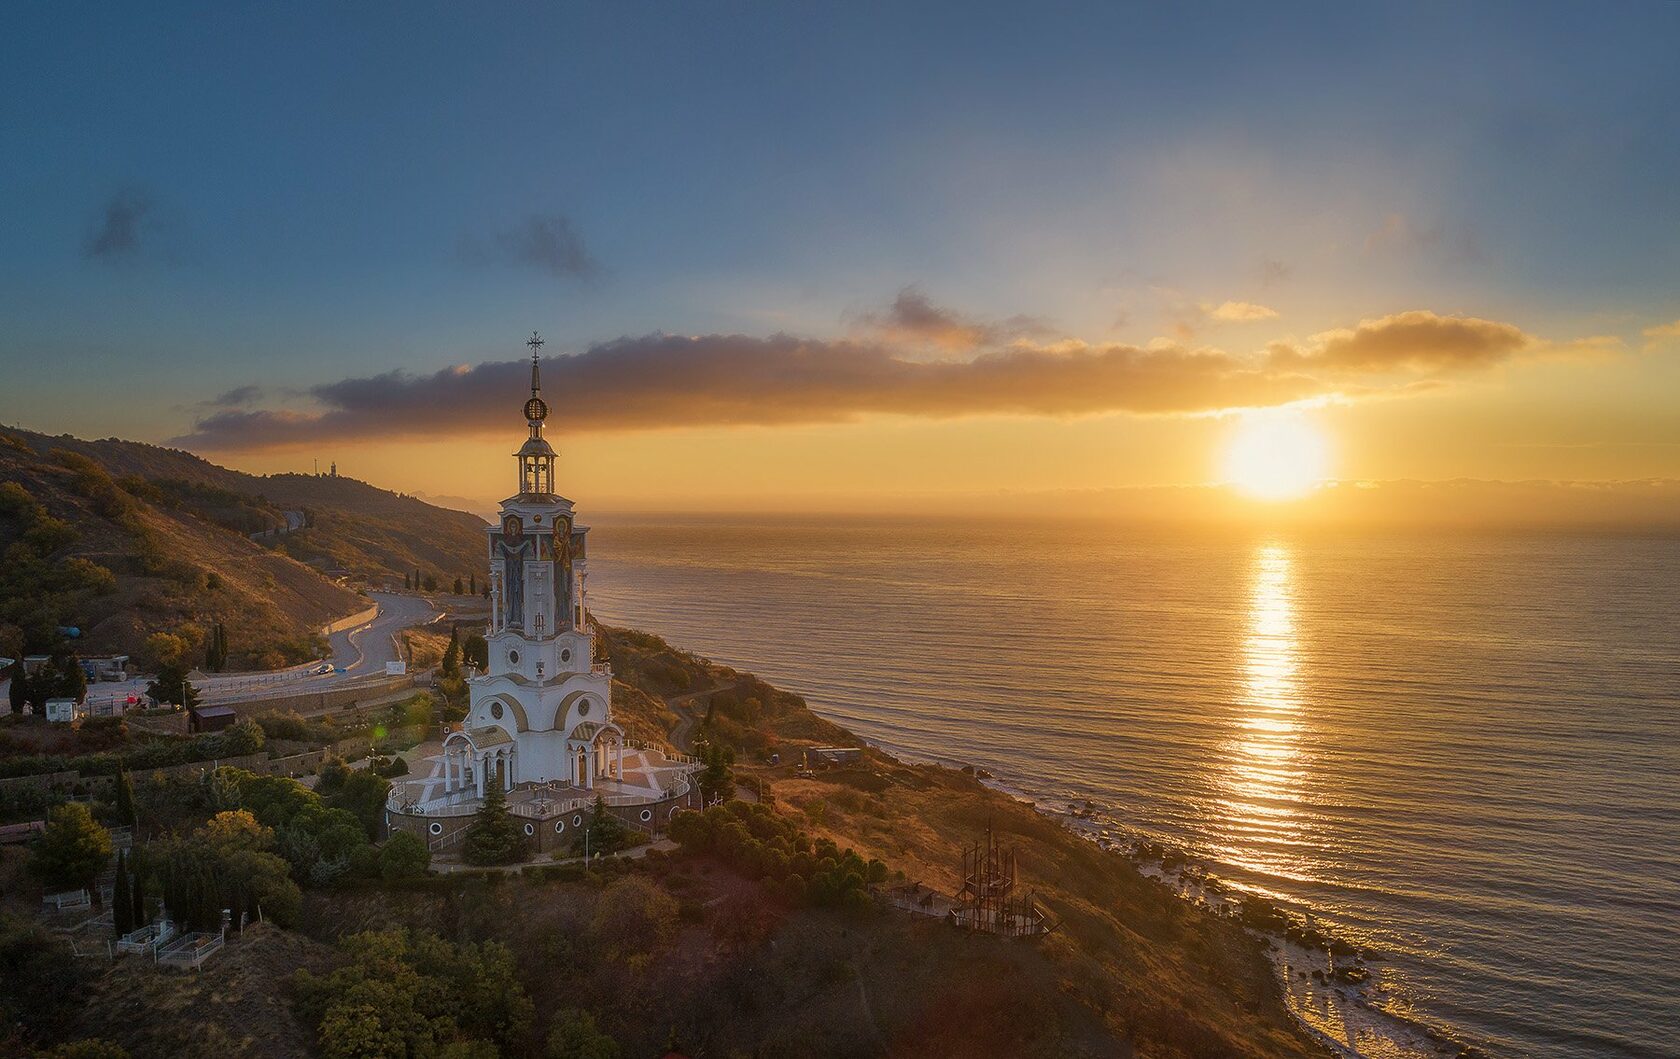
left=585, top=514, right=1680, bottom=1059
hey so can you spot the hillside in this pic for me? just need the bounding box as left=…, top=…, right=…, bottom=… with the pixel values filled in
left=0, top=428, right=486, bottom=669
left=5, top=429, right=488, bottom=582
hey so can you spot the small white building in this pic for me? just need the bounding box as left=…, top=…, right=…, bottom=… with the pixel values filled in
left=45, top=698, right=85, bottom=724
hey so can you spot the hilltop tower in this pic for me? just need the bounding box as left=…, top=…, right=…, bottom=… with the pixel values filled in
left=438, top=332, right=624, bottom=793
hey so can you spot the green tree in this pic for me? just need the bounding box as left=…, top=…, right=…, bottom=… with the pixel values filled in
left=206, top=622, right=229, bottom=672
left=113, top=770, right=137, bottom=827
left=441, top=625, right=461, bottom=678
left=222, top=719, right=266, bottom=756
left=329, top=770, right=391, bottom=840
left=6, top=660, right=26, bottom=715
left=130, top=847, right=147, bottom=927
left=575, top=795, right=633, bottom=857
left=422, top=573, right=438, bottom=592
left=31, top=803, right=112, bottom=895
left=462, top=770, right=526, bottom=865
left=0, top=914, right=87, bottom=1044
left=157, top=822, right=302, bottom=931
left=146, top=663, right=191, bottom=707
left=452, top=577, right=464, bottom=595
left=112, top=850, right=133, bottom=937
left=462, top=633, right=488, bottom=672
left=696, top=741, right=736, bottom=803
left=403, top=571, right=412, bottom=591
left=378, top=832, right=431, bottom=881
left=545, top=1008, right=621, bottom=1059
left=47, top=651, right=86, bottom=702
left=295, top=930, right=532, bottom=1059
left=469, top=573, right=476, bottom=595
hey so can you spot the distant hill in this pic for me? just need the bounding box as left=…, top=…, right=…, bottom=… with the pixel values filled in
left=0, top=427, right=487, bottom=669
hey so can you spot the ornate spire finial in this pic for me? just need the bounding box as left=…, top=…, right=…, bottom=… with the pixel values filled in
left=526, top=331, right=544, bottom=395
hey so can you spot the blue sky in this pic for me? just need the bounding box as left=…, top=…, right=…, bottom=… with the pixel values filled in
left=2, top=3, right=1678, bottom=503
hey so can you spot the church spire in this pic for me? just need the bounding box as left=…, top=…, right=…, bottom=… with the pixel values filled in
left=516, top=331, right=556, bottom=496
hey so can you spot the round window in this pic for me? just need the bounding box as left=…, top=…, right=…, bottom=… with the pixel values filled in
left=554, top=820, right=565, bottom=833
left=508, top=649, right=520, bottom=665
left=523, top=823, right=535, bottom=836
left=572, top=814, right=583, bottom=827
left=429, top=822, right=443, bottom=836
left=560, top=649, right=571, bottom=663
left=490, top=701, right=504, bottom=720
left=578, top=699, right=591, bottom=716
left=640, top=809, right=653, bottom=823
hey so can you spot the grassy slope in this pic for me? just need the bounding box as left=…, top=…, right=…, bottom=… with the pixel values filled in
left=597, top=626, right=1323, bottom=1058
left=0, top=435, right=361, bottom=668
left=3, top=428, right=487, bottom=585
left=0, top=427, right=488, bottom=667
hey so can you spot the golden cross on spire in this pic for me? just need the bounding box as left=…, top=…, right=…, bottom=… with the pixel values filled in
left=526, top=331, right=544, bottom=397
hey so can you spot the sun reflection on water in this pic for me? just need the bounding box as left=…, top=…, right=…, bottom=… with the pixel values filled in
left=1213, top=542, right=1314, bottom=882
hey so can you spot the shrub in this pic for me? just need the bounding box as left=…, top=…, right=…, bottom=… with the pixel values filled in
left=545, top=1008, right=620, bottom=1059
left=31, top=802, right=112, bottom=893
left=379, top=832, right=431, bottom=881
left=589, top=877, right=678, bottom=967
left=669, top=801, right=885, bottom=910
left=0, top=914, right=87, bottom=1044
left=294, top=930, right=533, bottom=1058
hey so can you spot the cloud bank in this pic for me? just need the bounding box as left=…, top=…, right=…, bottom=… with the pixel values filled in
left=460, top=213, right=597, bottom=280
left=84, top=188, right=152, bottom=261
left=174, top=299, right=1548, bottom=453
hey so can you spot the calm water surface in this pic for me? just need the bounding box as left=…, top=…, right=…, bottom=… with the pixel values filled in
left=587, top=515, right=1680, bottom=1059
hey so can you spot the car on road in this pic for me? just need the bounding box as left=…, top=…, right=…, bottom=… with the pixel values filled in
left=312, top=663, right=333, bottom=675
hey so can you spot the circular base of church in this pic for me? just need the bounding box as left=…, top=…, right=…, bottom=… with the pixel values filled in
left=386, top=784, right=697, bottom=859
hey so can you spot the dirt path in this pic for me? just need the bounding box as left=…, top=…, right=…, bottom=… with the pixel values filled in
left=431, top=838, right=679, bottom=874
left=664, top=681, right=740, bottom=752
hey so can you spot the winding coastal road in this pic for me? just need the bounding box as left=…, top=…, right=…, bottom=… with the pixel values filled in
left=328, top=591, right=442, bottom=676
left=68, top=591, right=444, bottom=712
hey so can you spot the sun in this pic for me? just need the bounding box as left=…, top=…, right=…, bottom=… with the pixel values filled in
left=1222, top=412, right=1331, bottom=500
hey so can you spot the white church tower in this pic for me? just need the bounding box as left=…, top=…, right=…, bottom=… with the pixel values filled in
left=439, top=333, right=625, bottom=796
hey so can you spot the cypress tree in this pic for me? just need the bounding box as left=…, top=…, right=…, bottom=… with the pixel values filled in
left=112, top=850, right=133, bottom=938
left=131, top=850, right=147, bottom=926
left=462, top=766, right=526, bottom=865
left=114, top=770, right=137, bottom=827
left=470, top=573, right=476, bottom=595
left=6, top=663, right=26, bottom=715
left=442, top=625, right=461, bottom=678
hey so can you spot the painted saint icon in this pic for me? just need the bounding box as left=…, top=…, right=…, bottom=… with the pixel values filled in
left=495, top=514, right=535, bottom=628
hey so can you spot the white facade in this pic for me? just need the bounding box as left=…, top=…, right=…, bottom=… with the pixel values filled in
left=439, top=337, right=625, bottom=796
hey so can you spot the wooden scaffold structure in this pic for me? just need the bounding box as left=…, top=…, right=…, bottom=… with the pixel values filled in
left=951, top=825, right=1053, bottom=938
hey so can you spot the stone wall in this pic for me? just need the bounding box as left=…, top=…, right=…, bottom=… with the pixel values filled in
left=389, top=788, right=696, bottom=858
left=209, top=674, right=417, bottom=717
left=320, top=603, right=379, bottom=637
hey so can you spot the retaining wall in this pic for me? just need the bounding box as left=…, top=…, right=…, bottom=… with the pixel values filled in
left=320, top=604, right=379, bottom=637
